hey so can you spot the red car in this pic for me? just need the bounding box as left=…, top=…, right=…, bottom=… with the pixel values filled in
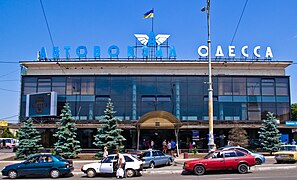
left=183, top=149, right=256, bottom=175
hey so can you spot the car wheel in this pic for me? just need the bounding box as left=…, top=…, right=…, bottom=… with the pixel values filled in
left=237, top=163, right=249, bottom=174
left=166, top=159, right=172, bottom=166
left=8, top=170, right=18, bottom=179
left=126, top=169, right=135, bottom=178
left=255, top=158, right=262, bottom=165
left=86, top=168, right=96, bottom=178
left=193, top=165, right=205, bottom=175
left=149, top=161, right=155, bottom=169
left=50, top=169, right=60, bottom=178
left=276, top=160, right=282, bottom=164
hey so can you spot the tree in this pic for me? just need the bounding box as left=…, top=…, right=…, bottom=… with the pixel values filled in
left=53, top=103, right=81, bottom=159
left=227, top=127, right=249, bottom=148
left=16, top=118, right=43, bottom=159
left=292, top=103, right=297, bottom=120
left=258, top=112, right=281, bottom=155
left=93, top=99, right=126, bottom=158
left=0, top=128, right=15, bottom=138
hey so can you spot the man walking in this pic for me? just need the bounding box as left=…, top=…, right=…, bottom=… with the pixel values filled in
left=116, top=150, right=126, bottom=178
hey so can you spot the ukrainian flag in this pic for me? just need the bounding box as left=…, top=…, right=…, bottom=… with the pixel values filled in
left=144, top=9, right=154, bottom=18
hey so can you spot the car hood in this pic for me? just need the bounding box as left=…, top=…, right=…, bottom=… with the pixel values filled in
left=3, top=162, right=25, bottom=169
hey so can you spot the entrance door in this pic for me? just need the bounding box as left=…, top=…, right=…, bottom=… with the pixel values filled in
left=140, top=129, right=175, bottom=150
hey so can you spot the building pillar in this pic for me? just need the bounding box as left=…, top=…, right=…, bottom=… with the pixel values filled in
left=132, top=82, right=137, bottom=120
left=137, top=127, right=140, bottom=150
left=175, top=128, right=180, bottom=157
left=175, top=81, right=180, bottom=119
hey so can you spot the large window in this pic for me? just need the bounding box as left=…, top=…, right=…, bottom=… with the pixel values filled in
left=276, top=78, right=289, bottom=96
left=20, top=75, right=290, bottom=122
left=23, top=77, right=37, bottom=95
left=52, top=77, right=66, bottom=95
left=247, top=78, right=260, bottom=95
left=261, top=79, right=275, bottom=96
left=81, top=77, right=95, bottom=95
left=218, top=77, right=232, bottom=95
left=67, top=77, right=81, bottom=95
left=37, top=78, right=51, bottom=92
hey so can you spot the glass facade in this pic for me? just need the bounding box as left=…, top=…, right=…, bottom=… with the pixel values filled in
left=20, top=75, right=290, bottom=123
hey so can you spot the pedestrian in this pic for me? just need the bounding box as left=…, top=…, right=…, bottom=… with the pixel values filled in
left=170, top=139, right=176, bottom=157
left=162, top=139, right=167, bottom=153
left=116, top=150, right=126, bottom=178
left=292, top=139, right=296, bottom=145
left=150, top=140, right=155, bottom=149
left=167, top=140, right=171, bottom=154
left=189, top=142, right=193, bottom=152
left=103, top=146, right=108, bottom=158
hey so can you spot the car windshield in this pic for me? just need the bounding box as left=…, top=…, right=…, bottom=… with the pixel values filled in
left=280, top=146, right=297, bottom=151
left=204, top=152, right=214, bottom=159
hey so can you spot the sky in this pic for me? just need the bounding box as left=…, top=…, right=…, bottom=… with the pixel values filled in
left=0, top=0, right=296, bottom=123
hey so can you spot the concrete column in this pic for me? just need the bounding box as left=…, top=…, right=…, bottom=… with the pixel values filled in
left=175, top=81, right=180, bottom=119
left=132, top=82, right=137, bottom=120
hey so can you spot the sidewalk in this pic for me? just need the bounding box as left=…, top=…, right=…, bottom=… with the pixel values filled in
left=0, top=152, right=15, bottom=160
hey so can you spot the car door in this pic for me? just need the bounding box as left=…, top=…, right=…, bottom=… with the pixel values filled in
left=156, top=151, right=167, bottom=165
left=152, top=151, right=161, bottom=166
left=205, top=151, right=225, bottom=170
left=99, top=156, right=114, bottom=173
left=223, top=150, right=240, bottom=169
left=37, top=155, right=54, bottom=175
left=18, top=155, right=42, bottom=176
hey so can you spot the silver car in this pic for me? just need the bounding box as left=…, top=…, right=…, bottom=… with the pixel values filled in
left=140, top=150, right=174, bottom=168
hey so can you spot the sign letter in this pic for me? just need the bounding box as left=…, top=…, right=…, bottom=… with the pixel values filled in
left=265, top=47, right=273, bottom=58
left=228, top=46, right=235, bottom=57
left=156, top=46, right=163, bottom=58
left=64, top=46, right=71, bottom=59
left=108, top=45, right=120, bottom=58
left=241, top=46, right=248, bottom=58
left=169, top=46, right=177, bottom=58
left=198, top=45, right=208, bottom=57
left=142, top=45, right=149, bottom=58
left=94, top=46, right=101, bottom=58
left=76, top=46, right=88, bottom=58
left=253, top=46, right=261, bottom=58
left=39, top=47, right=47, bottom=60
left=127, top=46, right=135, bottom=58
left=53, top=47, right=60, bottom=59
left=215, top=45, right=224, bottom=57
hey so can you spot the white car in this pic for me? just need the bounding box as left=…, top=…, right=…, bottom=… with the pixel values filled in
left=81, top=154, right=143, bottom=178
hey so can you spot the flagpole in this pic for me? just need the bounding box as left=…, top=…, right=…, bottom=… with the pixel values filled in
left=152, top=8, right=154, bottom=32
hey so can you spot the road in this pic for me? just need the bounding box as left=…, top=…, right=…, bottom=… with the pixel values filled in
left=2, top=168, right=297, bottom=179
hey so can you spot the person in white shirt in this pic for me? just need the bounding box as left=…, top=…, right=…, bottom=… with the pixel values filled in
left=116, top=150, right=126, bottom=178
left=103, top=146, right=108, bottom=158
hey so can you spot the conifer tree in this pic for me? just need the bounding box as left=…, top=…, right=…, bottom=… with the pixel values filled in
left=227, top=127, right=249, bottom=147
left=258, top=112, right=281, bottom=155
left=0, top=128, right=15, bottom=138
left=16, top=118, right=43, bottom=159
left=53, top=103, right=81, bottom=158
left=93, top=99, right=126, bottom=158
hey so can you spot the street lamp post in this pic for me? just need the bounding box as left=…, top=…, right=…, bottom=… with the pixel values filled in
left=203, top=0, right=215, bottom=151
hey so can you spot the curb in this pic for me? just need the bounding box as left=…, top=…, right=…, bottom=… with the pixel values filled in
left=73, top=165, right=297, bottom=175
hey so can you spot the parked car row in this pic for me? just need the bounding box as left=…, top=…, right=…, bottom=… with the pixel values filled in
left=1, top=150, right=174, bottom=179
left=8, top=146, right=295, bottom=178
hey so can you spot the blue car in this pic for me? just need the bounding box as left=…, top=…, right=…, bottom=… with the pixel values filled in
left=1, top=154, right=74, bottom=179
left=218, top=146, right=265, bottom=165
left=139, top=150, right=174, bottom=168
